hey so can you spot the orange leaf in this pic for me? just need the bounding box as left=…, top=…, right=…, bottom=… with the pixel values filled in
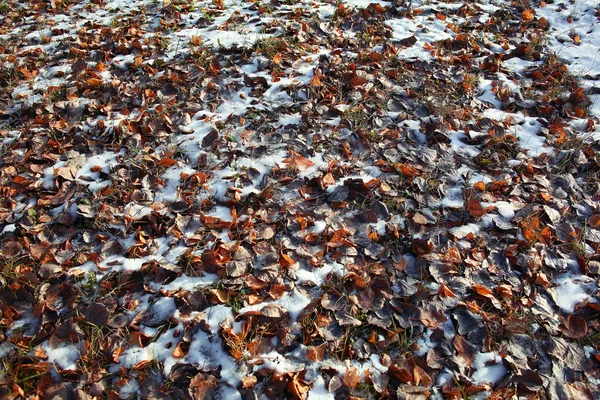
left=472, top=284, right=494, bottom=298
left=158, top=157, right=177, bottom=167
left=445, top=247, right=462, bottom=263
left=283, top=150, right=315, bottom=172
left=321, top=173, right=335, bottom=187
left=287, top=373, right=310, bottom=399
left=34, top=346, right=48, bottom=360
left=272, top=52, right=282, bottom=64
left=529, top=217, right=540, bottom=230
left=439, top=282, right=457, bottom=298
left=521, top=10, right=535, bottom=22
left=87, top=77, right=104, bottom=86
left=172, top=342, right=186, bottom=358
left=522, top=227, right=536, bottom=241
left=397, top=163, right=420, bottom=178
left=133, top=360, right=154, bottom=371
left=296, top=213, right=308, bottom=230
left=310, top=74, right=322, bottom=87
left=112, top=347, right=125, bottom=363
left=12, top=385, right=25, bottom=398
left=495, top=285, right=513, bottom=297
left=328, top=228, right=349, bottom=246
left=368, top=331, right=378, bottom=343
left=473, top=181, right=486, bottom=191
left=540, top=192, right=552, bottom=202
left=280, top=251, right=295, bottom=267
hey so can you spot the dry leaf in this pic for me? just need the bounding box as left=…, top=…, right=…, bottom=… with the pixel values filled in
left=589, top=214, right=600, bottom=228
left=439, top=283, right=457, bottom=298
left=521, top=9, right=535, bottom=22
left=343, top=367, right=360, bottom=389
left=467, top=199, right=486, bottom=218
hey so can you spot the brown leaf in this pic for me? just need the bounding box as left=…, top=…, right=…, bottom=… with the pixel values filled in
left=413, top=365, right=432, bottom=387
left=307, top=345, right=325, bottom=362
left=343, top=367, right=360, bottom=389
left=445, top=247, right=462, bottom=263
left=467, top=199, right=486, bottom=218
left=54, top=166, right=77, bottom=180
left=287, top=373, right=310, bottom=399
left=426, top=349, right=444, bottom=369
left=565, top=315, right=587, bottom=338
left=344, top=72, right=367, bottom=87
left=399, top=35, right=417, bottom=47
left=453, top=335, right=474, bottom=365
left=85, top=302, right=109, bottom=327
left=413, top=213, right=428, bottom=225
left=242, top=375, right=257, bottom=388
left=30, top=241, right=55, bottom=263
left=283, top=150, right=315, bottom=172
left=189, top=373, right=219, bottom=400
left=589, top=214, right=600, bottom=228
left=328, top=376, right=343, bottom=392
left=227, top=246, right=252, bottom=277
left=260, top=304, right=288, bottom=319
left=388, top=365, right=412, bottom=383
left=412, top=239, right=432, bottom=256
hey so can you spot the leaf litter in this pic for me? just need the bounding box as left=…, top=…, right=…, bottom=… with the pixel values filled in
left=1, top=0, right=600, bottom=399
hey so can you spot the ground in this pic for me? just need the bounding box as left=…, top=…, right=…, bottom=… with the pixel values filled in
left=0, top=0, right=600, bottom=399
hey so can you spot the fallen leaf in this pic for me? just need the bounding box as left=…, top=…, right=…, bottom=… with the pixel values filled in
left=158, top=157, right=177, bottom=167
left=283, top=150, right=315, bottom=172
left=589, top=214, right=600, bottom=228
left=439, top=283, right=457, bottom=298
left=522, top=10, right=535, bottom=22
left=467, top=199, right=486, bottom=218
left=343, top=367, right=360, bottom=389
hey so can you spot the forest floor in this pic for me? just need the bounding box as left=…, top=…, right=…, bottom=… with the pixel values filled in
left=1, top=0, right=600, bottom=399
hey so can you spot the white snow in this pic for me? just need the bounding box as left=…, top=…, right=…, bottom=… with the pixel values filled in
left=553, top=275, right=597, bottom=313
left=40, top=341, right=82, bottom=371
left=471, top=352, right=507, bottom=385
left=296, top=261, right=346, bottom=287
left=207, top=206, right=234, bottom=222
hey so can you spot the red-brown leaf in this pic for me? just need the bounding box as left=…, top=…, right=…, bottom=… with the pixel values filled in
left=467, top=199, right=486, bottom=218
